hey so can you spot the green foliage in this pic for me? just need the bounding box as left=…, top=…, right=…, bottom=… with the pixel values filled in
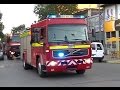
left=34, top=4, right=79, bottom=20
left=0, top=22, right=4, bottom=41
left=0, top=22, right=4, bottom=32
left=11, top=24, right=25, bottom=34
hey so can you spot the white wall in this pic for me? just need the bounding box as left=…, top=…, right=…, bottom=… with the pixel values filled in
left=104, top=5, right=115, bottom=21
left=117, top=4, right=120, bottom=19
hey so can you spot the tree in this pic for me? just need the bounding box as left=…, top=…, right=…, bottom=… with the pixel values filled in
left=11, top=24, right=25, bottom=34
left=34, top=4, right=79, bottom=20
left=0, top=22, right=4, bottom=41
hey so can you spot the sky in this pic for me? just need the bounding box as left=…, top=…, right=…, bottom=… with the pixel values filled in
left=0, top=4, right=38, bottom=34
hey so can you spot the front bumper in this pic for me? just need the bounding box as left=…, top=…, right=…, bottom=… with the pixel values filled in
left=45, top=58, right=93, bottom=72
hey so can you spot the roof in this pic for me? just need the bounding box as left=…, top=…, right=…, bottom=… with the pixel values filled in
left=91, top=42, right=103, bottom=44
left=100, top=4, right=113, bottom=7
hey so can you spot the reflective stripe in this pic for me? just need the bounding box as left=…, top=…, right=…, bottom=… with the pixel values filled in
left=32, top=42, right=43, bottom=47
left=20, top=31, right=31, bottom=38
left=49, top=45, right=90, bottom=49
left=46, top=58, right=91, bottom=66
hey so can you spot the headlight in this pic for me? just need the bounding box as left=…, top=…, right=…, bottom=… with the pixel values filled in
left=85, top=58, right=91, bottom=63
left=50, top=61, right=57, bottom=66
left=58, top=52, right=64, bottom=57
left=11, top=52, right=15, bottom=54
left=0, top=52, right=3, bottom=55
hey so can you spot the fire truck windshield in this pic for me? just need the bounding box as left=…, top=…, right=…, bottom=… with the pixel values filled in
left=12, top=36, right=20, bottom=42
left=48, top=24, right=88, bottom=43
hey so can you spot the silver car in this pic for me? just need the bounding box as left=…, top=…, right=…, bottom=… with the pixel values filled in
left=0, top=49, right=4, bottom=60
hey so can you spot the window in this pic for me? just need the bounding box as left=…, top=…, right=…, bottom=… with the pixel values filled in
left=106, top=32, right=110, bottom=38
left=48, top=24, right=88, bottom=43
left=119, top=31, right=120, bottom=37
left=111, top=31, right=116, bottom=37
left=31, top=28, right=41, bottom=43
left=107, top=42, right=111, bottom=48
left=40, top=28, right=46, bottom=41
left=112, top=41, right=116, bottom=48
left=31, top=27, right=46, bottom=43
left=97, top=44, right=102, bottom=50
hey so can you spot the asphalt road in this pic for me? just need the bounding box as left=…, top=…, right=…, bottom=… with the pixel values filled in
left=0, top=56, right=120, bottom=87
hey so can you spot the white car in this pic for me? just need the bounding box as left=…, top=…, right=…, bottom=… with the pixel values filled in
left=91, top=42, right=104, bottom=62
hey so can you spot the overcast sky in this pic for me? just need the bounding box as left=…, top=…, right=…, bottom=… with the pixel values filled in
left=0, top=4, right=38, bottom=34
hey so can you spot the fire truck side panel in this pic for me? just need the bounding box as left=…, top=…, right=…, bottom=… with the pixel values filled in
left=26, top=35, right=31, bottom=64
left=20, top=38, right=24, bottom=60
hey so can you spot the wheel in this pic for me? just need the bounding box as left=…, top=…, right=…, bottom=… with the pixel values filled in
left=76, top=70, right=85, bottom=74
left=23, top=60, right=32, bottom=70
left=98, top=59, right=102, bottom=62
left=2, top=57, right=4, bottom=60
left=98, top=57, right=104, bottom=62
left=37, top=58, right=46, bottom=78
left=7, top=55, right=10, bottom=60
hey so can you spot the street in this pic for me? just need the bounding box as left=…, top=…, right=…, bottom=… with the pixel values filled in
left=0, top=56, right=119, bottom=87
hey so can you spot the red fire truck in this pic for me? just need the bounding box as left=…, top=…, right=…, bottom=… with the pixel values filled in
left=6, top=34, right=20, bottom=60
left=20, top=15, right=93, bottom=77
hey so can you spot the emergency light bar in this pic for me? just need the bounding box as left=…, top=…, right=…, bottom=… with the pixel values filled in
left=47, top=15, right=85, bottom=19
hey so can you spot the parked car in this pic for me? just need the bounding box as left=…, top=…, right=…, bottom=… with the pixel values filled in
left=91, top=42, right=104, bottom=62
left=0, top=49, right=4, bottom=60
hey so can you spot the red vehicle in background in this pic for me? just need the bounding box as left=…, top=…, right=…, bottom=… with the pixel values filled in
left=20, top=15, right=93, bottom=77
left=6, top=34, right=20, bottom=60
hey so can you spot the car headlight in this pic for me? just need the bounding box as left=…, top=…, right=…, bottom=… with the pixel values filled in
left=11, top=52, right=15, bottom=54
left=50, top=61, right=57, bottom=66
left=85, top=58, right=91, bottom=63
left=0, top=52, right=3, bottom=55
left=58, top=52, right=64, bottom=57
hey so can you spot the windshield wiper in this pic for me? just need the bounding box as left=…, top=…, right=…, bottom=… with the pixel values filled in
left=72, top=39, right=85, bottom=41
left=52, top=40, right=65, bottom=42
left=52, top=39, right=70, bottom=43
left=71, top=39, right=88, bottom=43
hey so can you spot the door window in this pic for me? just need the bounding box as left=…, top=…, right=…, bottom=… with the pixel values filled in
left=97, top=44, right=102, bottom=50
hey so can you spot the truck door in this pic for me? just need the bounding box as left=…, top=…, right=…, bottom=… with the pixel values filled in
left=96, top=43, right=104, bottom=58
left=31, top=27, right=46, bottom=66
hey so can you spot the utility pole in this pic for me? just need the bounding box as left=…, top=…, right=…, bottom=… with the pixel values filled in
left=98, top=4, right=101, bottom=43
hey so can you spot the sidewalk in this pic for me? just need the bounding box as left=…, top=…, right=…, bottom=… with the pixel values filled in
left=103, top=55, right=120, bottom=64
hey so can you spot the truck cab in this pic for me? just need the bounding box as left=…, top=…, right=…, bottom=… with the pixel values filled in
left=91, top=42, right=104, bottom=62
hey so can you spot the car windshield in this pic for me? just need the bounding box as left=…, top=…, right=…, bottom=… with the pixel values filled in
left=48, top=24, right=88, bottom=43
left=11, top=46, right=20, bottom=50
left=12, top=36, right=20, bottom=42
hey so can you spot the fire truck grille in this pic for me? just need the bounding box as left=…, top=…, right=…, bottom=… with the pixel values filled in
left=53, top=49, right=88, bottom=58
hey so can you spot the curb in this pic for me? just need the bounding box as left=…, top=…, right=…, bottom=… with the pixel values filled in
left=106, top=60, right=120, bottom=64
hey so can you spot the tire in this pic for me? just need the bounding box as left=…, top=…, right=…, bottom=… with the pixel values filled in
left=7, top=55, right=13, bottom=60
left=37, top=58, right=46, bottom=78
left=98, top=56, right=104, bottom=62
left=23, top=60, right=32, bottom=70
left=76, top=70, right=85, bottom=74
left=2, top=57, right=4, bottom=60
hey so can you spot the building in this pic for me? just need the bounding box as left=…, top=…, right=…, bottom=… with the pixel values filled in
left=74, top=8, right=105, bottom=45
left=78, top=4, right=98, bottom=10
left=101, top=4, right=120, bottom=54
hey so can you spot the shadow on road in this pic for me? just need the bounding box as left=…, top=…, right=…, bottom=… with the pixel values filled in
left=43, top=71, right=86, bottom=78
